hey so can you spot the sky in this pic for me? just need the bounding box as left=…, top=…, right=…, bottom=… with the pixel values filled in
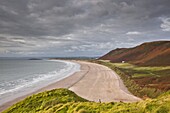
left=0, top=0, right=170, bottom=57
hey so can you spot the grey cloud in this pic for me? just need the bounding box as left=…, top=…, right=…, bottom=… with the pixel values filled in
left=0, top=0, right=170, bottom=57
left=160, top=17, right=170, bottom=31
left=126, top=31, right=142, bottom=35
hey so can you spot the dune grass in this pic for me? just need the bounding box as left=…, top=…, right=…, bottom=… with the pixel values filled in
left=2, top=89, right=88, bottom=113
left=3, top=88, right=170, bottom=113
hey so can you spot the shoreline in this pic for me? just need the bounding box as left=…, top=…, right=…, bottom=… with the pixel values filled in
left=0, top=60, right=141, bottom=112
left=0, top=60, right=82, bottom=112
left=0, top=59, right=80, bottom=105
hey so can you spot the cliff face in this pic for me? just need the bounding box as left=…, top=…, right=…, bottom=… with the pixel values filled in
left=100, top=41, right=170, bottom=66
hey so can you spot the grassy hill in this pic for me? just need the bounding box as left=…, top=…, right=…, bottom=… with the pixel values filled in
left=100, top=41, right=170, bottom=66
left=3, top=88, right=170, bottom=113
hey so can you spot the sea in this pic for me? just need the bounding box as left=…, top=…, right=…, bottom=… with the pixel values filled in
left=0, top=59, right=80, bottom=105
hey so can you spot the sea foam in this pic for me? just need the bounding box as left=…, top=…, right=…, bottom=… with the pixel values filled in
left=0, top=60, right=80, bottom=105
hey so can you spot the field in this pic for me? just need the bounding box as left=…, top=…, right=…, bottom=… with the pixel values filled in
left=113, top=63, right=170, bottom=91
left=3, top=88, right=170, bottom=113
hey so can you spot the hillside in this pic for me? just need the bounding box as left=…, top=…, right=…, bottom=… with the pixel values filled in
left=100, top=41, right=170, bottom=66
left=3, top=88, right=170, bottom=113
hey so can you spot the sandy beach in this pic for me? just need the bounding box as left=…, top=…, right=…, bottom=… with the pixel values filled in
left=0, top=60, right=141, bottom=112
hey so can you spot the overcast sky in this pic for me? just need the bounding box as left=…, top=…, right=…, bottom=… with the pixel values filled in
left=0, top=0, right=170, bottom=57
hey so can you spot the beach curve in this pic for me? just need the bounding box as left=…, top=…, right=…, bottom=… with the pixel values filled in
left=0, top=60, right=141, bottom=112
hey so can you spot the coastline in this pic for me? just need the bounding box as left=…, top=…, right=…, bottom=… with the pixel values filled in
left=0, top=60, right=141, bottom=112
left=0, top=60, right=81, bottom=112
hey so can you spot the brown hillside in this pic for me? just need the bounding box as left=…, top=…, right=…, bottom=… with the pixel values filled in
left=100, top=41, right=170, bottom=66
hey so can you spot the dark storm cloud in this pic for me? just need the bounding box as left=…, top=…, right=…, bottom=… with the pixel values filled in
left=0, top=0, right=170, bottom=57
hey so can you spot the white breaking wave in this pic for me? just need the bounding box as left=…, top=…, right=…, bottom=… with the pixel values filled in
left=0, top=60, right=80, bottom=105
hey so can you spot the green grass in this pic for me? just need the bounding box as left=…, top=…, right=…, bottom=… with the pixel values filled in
left=3, top=88, right=170, bottom=113
left=3, top=89, right=88, bottom=113
left=113, top=63, right=170, bottom=78
left=112, top=63, right=170, bottom=92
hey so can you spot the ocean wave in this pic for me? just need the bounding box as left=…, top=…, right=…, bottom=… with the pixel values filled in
left=0, top=60, right=80, bottom=97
